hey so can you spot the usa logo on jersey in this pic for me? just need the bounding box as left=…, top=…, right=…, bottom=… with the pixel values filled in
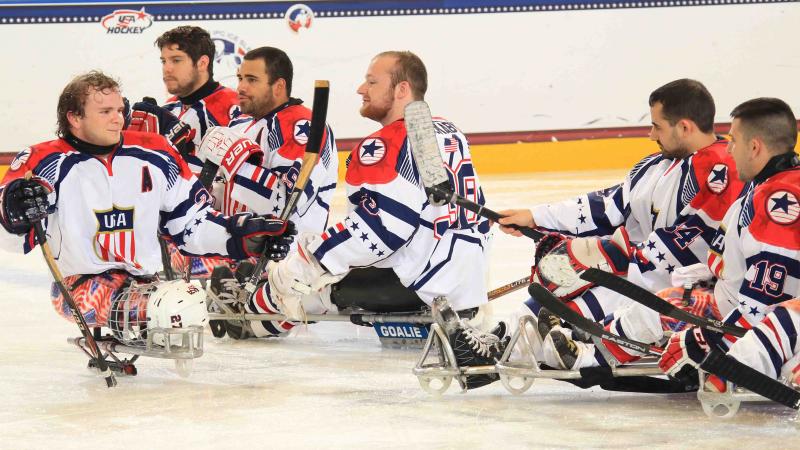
left=706, top=164, right=729, bottom=194
left=358, top=138, right=386, bottom=165
left=766, top=190, right=799, bottom=225
left=93, top=206, right=139, bottom=266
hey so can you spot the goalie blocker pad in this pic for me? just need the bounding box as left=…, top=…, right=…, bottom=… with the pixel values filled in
left=330, top=267, right=426, bottom=313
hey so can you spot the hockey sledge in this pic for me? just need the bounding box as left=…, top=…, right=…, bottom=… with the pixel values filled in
left=69, top=325, right=204, bottom=378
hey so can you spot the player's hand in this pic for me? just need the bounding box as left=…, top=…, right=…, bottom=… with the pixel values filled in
left=129, top=98, right=196, bottom=157
left=659, top=327, right=715, bottom=380
left=0, top=177, right=52, bottom=235
left=227, top=213, right=295, bottom=259
left=497, top=209, right=535, bottom=236
left=197, top=126, right=264, bottom=181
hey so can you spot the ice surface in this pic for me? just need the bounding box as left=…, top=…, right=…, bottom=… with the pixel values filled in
left=1, top=170, right=797, bottom=449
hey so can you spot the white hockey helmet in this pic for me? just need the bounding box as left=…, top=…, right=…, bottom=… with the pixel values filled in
left=146, top=280, right=208, bottom=346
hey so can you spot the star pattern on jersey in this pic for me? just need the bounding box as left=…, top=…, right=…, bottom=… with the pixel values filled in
left=709, top=166, right=727, bottom=184
left=766, top=191, right=800, bottom=224
left=195, top=219, right=202, bottom=226
left=358, top=139, right=386, bottom=165
left=749, top=306, right=759, bottom=316
left=360, top=232, right=369, bottom=241
left=770, top=192, right=797, bottom=213
left=666, top=264, right=675, bottom=273
left=292, top=119, right=311, bottom=145
left=656, top=252, right=666, bottom=262
left=362, top=141, right=380, bottom=157
left=706, top=164, right=729, bottom=194
left=578, top=214, right=587, bottom=224
left=646, top=241, right=656, bottom=250
left=296, top=121, right=311, bottom=138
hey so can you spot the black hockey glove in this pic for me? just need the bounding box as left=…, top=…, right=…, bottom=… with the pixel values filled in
left=226, top=213, right=296, bottom=260
left=0, top=177, right=51, bottom=235
left=129, top=97, right=196, bottom=157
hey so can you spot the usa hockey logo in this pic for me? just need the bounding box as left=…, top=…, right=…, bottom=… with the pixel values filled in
left=706, top=164, right=729, bottom=194
left=766, top=190, right=799, bottom=225
left=93, top=206, right=139, bottom=265
left=9, top=148, right=30, bottom=171
left=285, top=4, right=314, bottom=33
left=293, top=119, right=311, bottom=145
left=101, top=8, right=153, bottom=34
left=211, top=31, right=250, bottom=89
left=358, top=138, right=386, bottom=166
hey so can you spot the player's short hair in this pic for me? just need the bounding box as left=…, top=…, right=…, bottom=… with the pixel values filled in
left=375, top=51, right=427, bottom=100
left=243, top=46, right=294, bottom=96
left=56, top=70, right=120, bottom=138
left=730, top=97, right=797, bottom=154
left=155, top=25, right=215, bottom=78
left=649, top=79, right=715, bottom=134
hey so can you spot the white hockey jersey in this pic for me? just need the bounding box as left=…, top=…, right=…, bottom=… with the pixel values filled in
left=710, top=164, right=800, bottom=335
left=0, top=132, right=239, bottom=278
left=223, top=99, right=338, bottom=236
left=532, top=140, right=745, bottom=294
left=307, top=117, right=492, bottom=310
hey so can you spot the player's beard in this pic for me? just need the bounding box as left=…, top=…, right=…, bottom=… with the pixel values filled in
left=657, top=129, right=692, bottom=159
left=167, top=67, right=203, bottom=98
left=359, top=91, right=393, bottom=123
left=240, top=91, right=275, bottom=119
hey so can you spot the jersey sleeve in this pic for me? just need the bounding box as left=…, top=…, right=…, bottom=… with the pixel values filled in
left=0, top=144, right=62, bottom=253
left=725, top=178, right=800, bottom=330
left=228, top=122, right=337, bottom=221
left=632, top=152, right=746, bottom=278
left=531, top=154, right=665, bottom=237
left=309, top=133, right=425, bottom=275
left=155, top=143, right=235, bottom=258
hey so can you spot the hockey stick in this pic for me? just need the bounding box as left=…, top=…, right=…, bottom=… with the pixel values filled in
left=528, top=283, right=661, bottom=356
left=487, top=275, right=530, bottom=301
left=32, top=220, right=117, bottom=387
left=242, top=80, right=330, bottom=295
left=701, top=350, right=800, bottom=409
left=580, top=268, right=746, bottom=338
left=403, top=101, right=543, bottom=242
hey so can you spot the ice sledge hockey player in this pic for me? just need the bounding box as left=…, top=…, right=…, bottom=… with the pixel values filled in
left=133, top=25, right=244, bottom=280
left=193, top=46, right=338, bottom=338
left=495, top=79, right=746, bottom=381
left=657, top=98, right=800, bottom=389
left=212, top=51, right=505, bottom=388
left=0, top=71, right=293, bottom=343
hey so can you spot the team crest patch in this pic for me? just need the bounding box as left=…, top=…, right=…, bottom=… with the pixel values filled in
left=293, top=119, right=311, bottom=145
left=706, top=164, right=729, bottom=194
left=766, top=190, right=799, bottom=225
left=358, top=138, right=386, bottom=166
left=10, top=148, right=31, bottom=171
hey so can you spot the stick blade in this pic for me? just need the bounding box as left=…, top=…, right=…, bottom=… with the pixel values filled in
left=404, top=101, right=451, bottom=188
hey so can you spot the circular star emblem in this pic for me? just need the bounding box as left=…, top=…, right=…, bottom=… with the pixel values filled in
left=358, top=138, right=386, bottom=166
left=766, top=190, right=799, bottom=225
left=293, top=119, right=311, bottom=145
left=706, top=163, right=729, bottom=194
left=10, top=148, right=30, bottom=171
